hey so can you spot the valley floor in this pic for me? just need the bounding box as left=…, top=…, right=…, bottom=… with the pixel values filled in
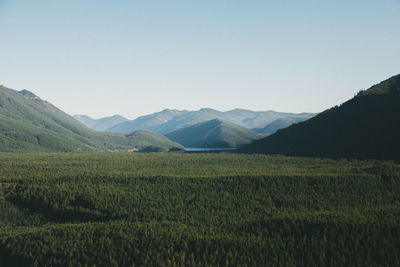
left=0, top=153, right=399, bottom=266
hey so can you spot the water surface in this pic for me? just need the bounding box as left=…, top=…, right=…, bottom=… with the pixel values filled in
left=185, top=147, right=238, bottom=152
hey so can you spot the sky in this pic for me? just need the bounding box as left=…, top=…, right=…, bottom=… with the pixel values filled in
left=0, top=1, right=399, bottom=119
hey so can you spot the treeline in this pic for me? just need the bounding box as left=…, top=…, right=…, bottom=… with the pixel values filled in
left=0, top=153, right=399, bottom=266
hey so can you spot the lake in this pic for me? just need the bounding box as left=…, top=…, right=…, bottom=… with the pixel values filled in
left=185, top=147, right=238, bottom=152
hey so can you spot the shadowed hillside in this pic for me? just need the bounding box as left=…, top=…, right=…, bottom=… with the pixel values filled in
left=241, top=74, right=400, bottom=160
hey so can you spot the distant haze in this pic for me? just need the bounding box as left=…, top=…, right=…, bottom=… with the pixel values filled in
left=0, top=1, right=399, bottom=119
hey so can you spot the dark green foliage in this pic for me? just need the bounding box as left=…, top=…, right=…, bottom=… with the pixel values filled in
left=166, top=119, right=261, bottom=148
left=242, top=74, right=400, bottom=160
left=0, top=153, right=399, bottom=266
left=0, top=86, right=183, bottom=152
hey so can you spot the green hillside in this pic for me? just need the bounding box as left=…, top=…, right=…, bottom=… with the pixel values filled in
left=126, top=130, right=184, bottom=152
left=242, top=74, right=400, bottom=160
left=0, top=86, right=183, bottom=152
left=166, top=119, right=260, bottom=148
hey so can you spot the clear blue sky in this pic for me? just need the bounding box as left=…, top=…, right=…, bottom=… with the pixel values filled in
left=1, top=0, right=399, bottom=119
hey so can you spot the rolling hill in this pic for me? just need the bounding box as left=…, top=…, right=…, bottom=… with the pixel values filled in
left=0, top=85, right=183, bottom=152
left=73, top=114, right=129, bottom=131
left=241, top=74, right=400, bottom=160
left=166, top=119, right=261, bottom=148
left=103, top=108, right=315, bottom=134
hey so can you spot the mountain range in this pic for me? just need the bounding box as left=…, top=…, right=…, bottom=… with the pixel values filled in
left=242, top=74, right=400, bottom=160
left=76, top=108, right=315, bottom=135
left=0, top=86, right=183, bottom=152
left=3, top=74, right=398, bottom=158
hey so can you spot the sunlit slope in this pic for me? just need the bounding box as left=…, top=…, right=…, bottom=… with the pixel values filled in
left=0, top=86, right=183, bottom=152
left=126, top=130, right=184, bottom=152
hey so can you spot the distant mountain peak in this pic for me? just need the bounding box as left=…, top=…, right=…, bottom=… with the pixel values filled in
left=110, top=114, right=127, bottom=119
left=229, top=108, right=251, bottom=112
left=199, top=108, right=217, bottom=112
left=160, top=108, right=180, bottom=113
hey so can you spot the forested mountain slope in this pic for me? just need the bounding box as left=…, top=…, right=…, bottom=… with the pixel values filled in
left=0, top=86, right=182, bottom=152
left=242, top=74, right=400, bottom=160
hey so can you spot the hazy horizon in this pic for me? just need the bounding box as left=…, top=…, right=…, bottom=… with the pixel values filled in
left=1, top=1, right=399, bottom=119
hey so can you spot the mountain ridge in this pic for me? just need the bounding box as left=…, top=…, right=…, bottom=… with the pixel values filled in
left=74, top=114, right=129, bottom=131
left=166, top=118, right=261, bottom=148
